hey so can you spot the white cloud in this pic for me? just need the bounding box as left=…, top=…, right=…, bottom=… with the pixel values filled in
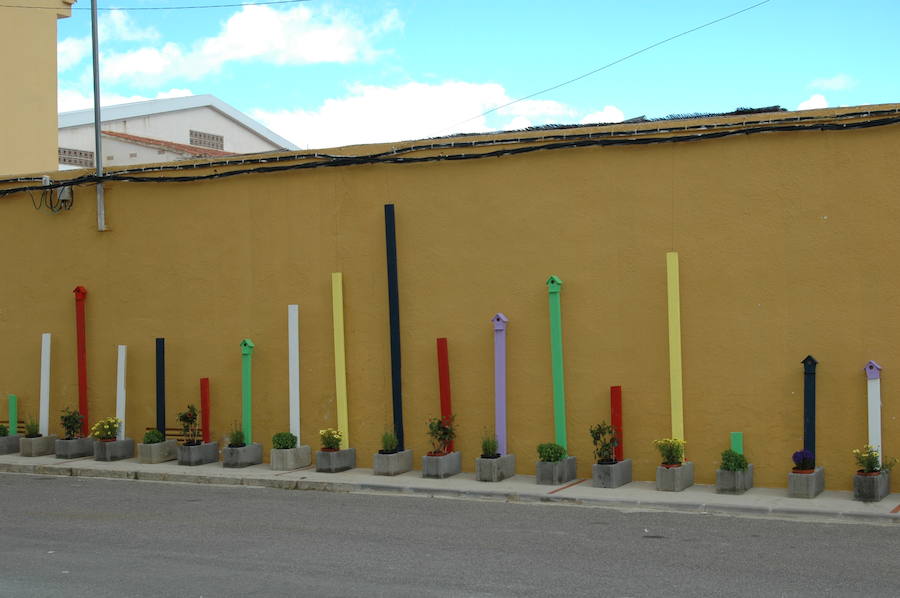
left=102, top=9, right=160, bottom=42
left=504, top=116, right=533, bottom=130
left=797, top=94, right=828, bottom=110
left=809, top=74, right=855, bottom=91
left=580, top=106, right=625, bottom=124
left=58, top=88, right=194, bottom=112
left=58, top=36, right=91, bottom=72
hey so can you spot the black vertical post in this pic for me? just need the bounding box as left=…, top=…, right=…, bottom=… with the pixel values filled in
left=156, top=338, right=166, bottom=434
left=802, top=355, right=818, bottom=458
left=385, top=204, right=404, bottom=450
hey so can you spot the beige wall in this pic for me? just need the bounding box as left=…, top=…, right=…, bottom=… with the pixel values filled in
left=1, top=105, right=899, bottom=491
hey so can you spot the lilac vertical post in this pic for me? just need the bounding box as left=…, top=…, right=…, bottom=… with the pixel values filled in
left=492, top=313, right=509, bottom=455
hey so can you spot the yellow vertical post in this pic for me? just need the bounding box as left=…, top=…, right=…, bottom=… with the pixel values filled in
left=666, top=252, right=684, bottom=442
left=331, top=272, right=349, bottom=449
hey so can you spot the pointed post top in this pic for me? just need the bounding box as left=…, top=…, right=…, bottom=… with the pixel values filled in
left=865, top=360, right=882, bottom=380
left=240, top=338, right=255, bottom=355
left=73, top=286, right=87, bottom=300
left=492, top=312, right=509, bottom=330
left=546, top=275, right=563, bottom=294
left=802, top=355, right=818, bottom=373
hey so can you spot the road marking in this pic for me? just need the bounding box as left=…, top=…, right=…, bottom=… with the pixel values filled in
left=890, top=504, right=900, bottom=514
left=547, top=478, right=586, bottom=494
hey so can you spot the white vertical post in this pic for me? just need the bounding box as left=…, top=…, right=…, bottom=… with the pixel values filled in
left=39, top=333, right=51, bottom=436
left=116, top=345, right=127, bottom=440
left=864, top=360, right=882, bottom=452
left=288, top=305, right=300, bottom=442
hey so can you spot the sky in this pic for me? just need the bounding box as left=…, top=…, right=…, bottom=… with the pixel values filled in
left=55, top=0, right=900, bottom=149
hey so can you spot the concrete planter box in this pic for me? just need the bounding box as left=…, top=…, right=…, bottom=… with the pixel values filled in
left=536, top=456, right=577, bottom=485
left=592, top=459, right=632, bottom=488
left=422, top=451, right=461, bottom=479
left=138, top=439, right=178, bottom=464
left=853, top=471, right=890, bottom=502
left=55, top=437, right=95, bottom=459
left=223, top=443, right=263, bottom=468
left=373, top=449, right=413, bottom=476
left=316, top=448, right=356, bottom=473
left=0, top=435, right=20, bottom=455
left=716, top=464, right=754, bottom=494
left=94, top=438, right=134, bottom=461
left=270, top=445, right=311, bottom=470
left=177, top=442, right=219, bottom=466
left=20, top=435, right=58, bottom=457
left=476, top=454, right=516, bottom=482
left=656, top=461, right=694, bottom=492
left=788, top=466, right=825, bottom=498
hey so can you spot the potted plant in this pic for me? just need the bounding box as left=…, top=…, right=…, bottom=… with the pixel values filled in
left=316, top=428, right=355, bottom=473
left=0, top=422, right=19, bottom=455
left=653, top=438, right=692, bottom=491
left=475, top=431, right=516, bottom=482
left=373, top=430, right=413, bottom=476
left=270, top=432, right=311, bottom=470
left=715, top=449, right=753, bottom=494
left=19, top=415, right=57, bottom=457
left=787, top=449, right=824, bottom=498
left=55, top=407, right=93, bottom=459
left=590, top=421, right=631, bottom=488
left=223, top=423, right=262, bottom=468
left=422, top=415, right=460, bottom=479
left=90, top=416, right=134, bottom=461
left=138, top=428, right=178, bottom=464
left=851, top=444, right=895, bottom=502
left=176, top=404, right=217, bottom=466
left=535, top=442, right=576, bottom=485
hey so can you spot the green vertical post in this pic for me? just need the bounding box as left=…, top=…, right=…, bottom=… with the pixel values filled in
left=546, top=275, right=567, bottom=450
left=730, top=432, right=744, bottom=455
left=240, top=339, right=255, bottom=444
left=7, top=394, right=17, bottom=435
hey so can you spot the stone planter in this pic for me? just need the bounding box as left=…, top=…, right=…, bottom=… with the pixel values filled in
left=716, top=464, right=754, bottom=494
left=373, top=449, right=413, bottom=476
left=0, top=435, right=20, bottom=455
left=536, top=456, right=577, bottom=485
left=177, top=442, right=219, bottom=466
left=316, top=448, right=356, bottom=473
left=223, top=443, right=263, bottom=468
left=788, top=466, right=825, bottom=498
left=55, top=437, right=95, bottom=459
left=422, top=451, right=461, bottom=479
left=656, top=461, right=694, bottom=492
left=138, top=439, right=178, bottom=464
left=853, top=471, right=890, bottom=502
left=592, top=459, right=632, bottom=488
left=475, top=454, right=516, bottom=482
left=94, top=438, right=135, bottom=461
left=20, top=435, right=58, bottom=457
left=270, top=445, right=311, bottom=470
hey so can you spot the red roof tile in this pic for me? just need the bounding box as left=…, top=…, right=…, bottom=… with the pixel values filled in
left=101, top=130, right=235, bottom=157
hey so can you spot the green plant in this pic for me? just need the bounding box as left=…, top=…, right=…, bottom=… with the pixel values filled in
left=272, top=432, right=297, bottom=450
left=426, top=415, right=456, bottom=455
left=589, top=421, right=618, bottom=463
left=142, top=429, right=165, bottom=444
left=90, top=417, right=121, bottom=441
left=381, top=430, right=399, bottom=453
left=60, top=407, right=83, bottom=439
left=228, top=423, right=246, bottom=448
left=0, top=424, right=8, bottom=437
left=24, top=416, right=40, bottom=438
left=653, top=437, right=685, bottom=465
left=320, top=428, right=342, bottom=450
left=481, top=432, right=499, bottom=457
left=176, top=404, right=200, bottom=445
left=852, top=444, right=897, bottom=473
left=537, top=442, right=566, bottom=462
left=720, top=449, right=748, bottom=472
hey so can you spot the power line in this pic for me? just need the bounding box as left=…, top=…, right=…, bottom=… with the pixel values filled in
left=0, top=0, right=308, bottom=11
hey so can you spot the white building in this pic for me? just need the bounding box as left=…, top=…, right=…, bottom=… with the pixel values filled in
left=58, top=94, right=298, bottom=168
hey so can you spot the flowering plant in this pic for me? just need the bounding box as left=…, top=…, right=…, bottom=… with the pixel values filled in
left=792, top=449, right=815, bottom=470
left=60, top=407, right=84, bottom=439
left=653, top=438, right=685, bottom=465
left=320, top=428, right=342, bottom=450
left=852, top=445, right=897, bottom=474
left=176, top=404, right=201, bottom=445
left=426, top=415, right=456, bottom=455
left=90, top=417, right=121, bottom=441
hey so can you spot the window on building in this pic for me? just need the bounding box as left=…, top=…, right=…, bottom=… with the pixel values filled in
left=58, top=148, right=94, bottom=168
left=189, top=130, right=224, bottom=150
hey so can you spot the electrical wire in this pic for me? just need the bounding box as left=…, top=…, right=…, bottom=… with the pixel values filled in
left=0, top=0, right=308, bottom=11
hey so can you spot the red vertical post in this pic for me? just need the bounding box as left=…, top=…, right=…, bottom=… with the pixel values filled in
left=200, top=378, right=211, bottom=444
left=73, top=286, right=89, bottom=437
left=436, top=338, right=453, bottom=452
left=610, top=385, right=623, bottom=461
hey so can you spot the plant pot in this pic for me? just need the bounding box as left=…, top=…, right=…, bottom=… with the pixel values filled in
left=223, top=442, right=263, bottom=468
left=656, top=461, right=694, bottom=491
left=373, top=449, right=413, bottom=476
left=422, top=451, right=461, bottom=479
left=0, top=435, right=20, bottom=455
left=177, top=442, right=219, bottom=466
left=592, top=459, right=632, bottom=488
left=536, top=456, right=577, bottom=485
left=138, top=439, right=178, bottom=464
left=270, top=445, right=311, bottom=470
left=316, top=448, right=356, bottom=473
left=55, top=437, right=95, bottom=459
left=476, top=453, right=516, bottom=482
left=787, top=466, right=825, bottom=498
left=716, top=464, right=754, bottom=494
left=853, top=470, right=890, bottom=502
left=19, top=435, right=58, bottom=457
left=93, top=438, right=134, bottom=461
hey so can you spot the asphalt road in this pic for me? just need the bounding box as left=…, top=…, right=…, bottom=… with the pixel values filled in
left=0, top=473, right=896, bottom=597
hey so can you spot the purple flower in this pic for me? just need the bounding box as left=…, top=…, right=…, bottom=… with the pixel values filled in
left=792, top=449, right=815, bottom=469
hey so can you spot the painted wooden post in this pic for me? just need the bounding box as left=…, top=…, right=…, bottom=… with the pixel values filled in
left=240, top=339, right=255, bottom=444
left=666, top=252, right=684, bottom=442
left=200, top=378, right=211, bottom=444
left=39, top=333, right=51, bottom=436
left=802, top=355, right=818, bottom=456
left=610, top=386, right=623, bottom=461
left=546, top=275, right=567, bottom=449
left=492, top=313, right=509, bottom=455
left=73, top=286, right=89, bottom=437
left=116, top=345, right=127, bottom=440
left=864, top=360, right=882, bottom=452
left=436, top=337, right=454, bottom=452
left=7, top=394, right=17, bottom=435
left=155, top=338, right=166, bottom=434
left=730, top=432, right=744, bottom=455
left=288, top=305, right=301, bottom=442
left=384, top=204, right=404, bottom=451
left=331, top=272, right=349, bottom=449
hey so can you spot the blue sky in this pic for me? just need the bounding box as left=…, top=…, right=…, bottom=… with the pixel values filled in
left=56, top=0, right=900, bottom=149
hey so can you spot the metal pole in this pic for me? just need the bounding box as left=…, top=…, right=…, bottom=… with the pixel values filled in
left=90, top=0, right=106, bottom=231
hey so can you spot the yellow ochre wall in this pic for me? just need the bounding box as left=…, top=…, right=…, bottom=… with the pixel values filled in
left=1, top=105, right=899, bottom=491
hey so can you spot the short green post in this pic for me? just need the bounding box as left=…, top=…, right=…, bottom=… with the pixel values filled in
left=8, top=394, right=17, bottom=434
left=546, top=275, right=567, bottom=450
left=730, top=432, right=743, bottom=455
left=240, top=339, right=255, bottom=444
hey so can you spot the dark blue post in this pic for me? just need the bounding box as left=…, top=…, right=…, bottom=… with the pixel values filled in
left=156, top=338, right=166, bottom=434
left=802, top=355, right=818, bottom=458
left=385, top=204, right=404, bottom=451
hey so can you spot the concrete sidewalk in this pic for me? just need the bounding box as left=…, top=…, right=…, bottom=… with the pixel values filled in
left=1, top=453, right=897, bottom=525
